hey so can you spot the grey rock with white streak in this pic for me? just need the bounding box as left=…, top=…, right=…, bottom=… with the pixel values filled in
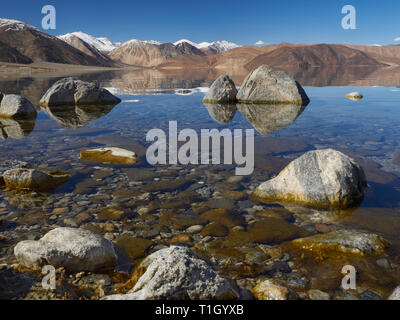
left=255, top=149, right=367, bottom=209
left=40, top=77, right=121, bottom=106
left=237, top=65, right=309, bottom=105
left=103, top=246, right=238, bottom=300
left=0, top=94, right=37, bottom=119
left=203, top=75, right=238, bottom=104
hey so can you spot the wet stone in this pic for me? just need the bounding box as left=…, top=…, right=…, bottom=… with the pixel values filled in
left=201, top=222, right=230, bottom=238
left=222, top=191, right=248, bottom=201
left=225, top=217, right=310, bottom=247
left=200, top=209, right=245, bottom=228
left=98, top=208, right=126, bottom=221
left=115, top=235, right=153, bottom=260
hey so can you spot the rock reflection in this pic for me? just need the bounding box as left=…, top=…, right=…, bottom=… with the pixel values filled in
left=203, top=103, right=237, bottom=124
left=237, top=103, right=307, bottom=136
left=42, top=104, right=116, bottom=129
left=0, top=118, right=36, bottom=140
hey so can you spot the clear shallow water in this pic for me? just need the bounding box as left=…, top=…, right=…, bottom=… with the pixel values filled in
left=1, top=71, right=400, bottom=299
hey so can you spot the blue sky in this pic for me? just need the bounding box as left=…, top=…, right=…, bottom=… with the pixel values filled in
left=1, top=0, right=400, bottom=45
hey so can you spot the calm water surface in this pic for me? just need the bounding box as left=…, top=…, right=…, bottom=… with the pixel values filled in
left=1, top=69, right=400, bottom=297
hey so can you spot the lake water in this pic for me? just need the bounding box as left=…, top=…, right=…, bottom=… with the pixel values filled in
left=1, top=68, right=400, bottom=299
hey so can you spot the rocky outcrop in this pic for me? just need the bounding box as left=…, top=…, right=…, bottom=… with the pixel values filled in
left=39, top=78, right=121, bottom=106
left=254, top=149, right=367, bottom=209
left=103, top=246, right=238, bottom=300
left=284, top=229, right=388, bottom=258
left=345, top=92, right=363, bottom=100
left=80, top=147, right=138, bottom=165
left=237, top=65, right=310, bottom=105
left=237, top=103, right=306, bottom=135
left=14, top=227, right=118, bottom=272
left=0, top=94, right=37, bottom=119
left=203, top=75, right=238, bottom=104
left=203, top=103, right=237, bottom=124
left=3, top=168, right=69, bottom=192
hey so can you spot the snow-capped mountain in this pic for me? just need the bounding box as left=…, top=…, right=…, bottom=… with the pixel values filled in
left=122, top=39, right=161, bottom=46
left=0, top=18, right=115, bottom=66
left=174, top=39, right=241, bottom=54
left=58, top=32, right=121, bottom=53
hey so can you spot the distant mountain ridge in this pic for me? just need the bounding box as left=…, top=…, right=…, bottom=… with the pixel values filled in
left=1, top=18, right=400, bottom=71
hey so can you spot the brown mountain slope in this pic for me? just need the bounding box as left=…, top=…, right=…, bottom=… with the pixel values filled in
left=57, top=34, right=116, bottom=67
left=245, top=44, right=386, bottom=70
left=0, top=40, right=32, bottom=64
left=346, top=45, right=400, bottom=66
left=109, top=40, right=208, bottom=67
left=0, top=19, right=113, bottom=66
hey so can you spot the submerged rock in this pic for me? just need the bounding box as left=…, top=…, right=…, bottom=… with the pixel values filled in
left=0, top=94, right=37, bottom=119
left=237, top=103, right=306, bottom=136
left=203, top=75, right=238, bottom=104
left=39, top=77, right=121, bottom=106
left=203, top=103, right=237, bottom=124
left=14, top=227, right=118, bottom=272
left=284, top=229, right=388, bottom=258
left=237, top=65, right=310, bottom=105
left=3, top=168, right=69, bottom=192
left=103, top=246, right=238, bottom=300
left=80, top=147, right=138, bottom=165
left=254, top=149, right=367, bottom=209
left=345, top=92, right=363, bottom=100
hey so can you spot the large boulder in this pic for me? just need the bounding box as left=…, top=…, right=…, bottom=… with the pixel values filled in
left=39, top=78, right=121, bottom=106
left=0, top=94, right=37, bottom=119
left=0, top=92, right=3, bottom=103
left=254, top=149, right=367, bottom=209
left=203, top=75, right=238, bottom=104
left=237, top=65, right=309, bottom=105
left=3, top=168, right=69, bottom=192
left=14, top=227, right=118, bottom=272
left=103, top=246, right=238, bottom=300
